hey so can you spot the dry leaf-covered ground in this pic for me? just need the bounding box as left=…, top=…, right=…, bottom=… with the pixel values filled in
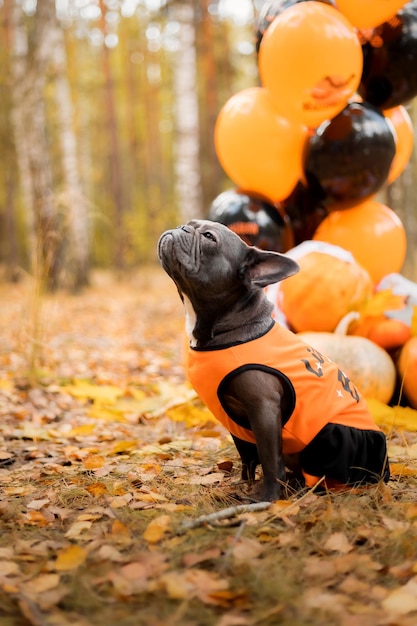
left=1, top=268, right=417, bottom=626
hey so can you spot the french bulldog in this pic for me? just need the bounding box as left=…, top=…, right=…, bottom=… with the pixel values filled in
left=158, top=220, right=390, bottom=501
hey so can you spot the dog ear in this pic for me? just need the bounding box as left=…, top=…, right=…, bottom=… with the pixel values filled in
left=241, top=248, right=299, bottom=288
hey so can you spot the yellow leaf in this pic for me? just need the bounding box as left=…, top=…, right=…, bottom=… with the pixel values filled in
left=111, top=519, right=131, bottom=540
left=85, top=482, right=108, bottom=497
left=83, top=455, right=106, bottom=470
left=62, top=381, right=124, bottom=403
left=358, top=289, right=406, bottom=317
left=126, top=387, right=147, bottom=401
left=390, top=463, right=417, bottom=477
left=143, top=514, right=171, bottom=544
left=87, top=405, right=128, bottom=422
left=67, top=424, right=96, bottom=438
left=55, top=545, right=87, bottom=571
left=167, top=402, right=214, bottom=428
left=366, top=398, right=417, bottom=432
left=110, top=440, right=138, bottom=455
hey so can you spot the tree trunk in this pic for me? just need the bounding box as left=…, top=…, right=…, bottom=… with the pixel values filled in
left=8, top=0, right=61, bottom=288
left=50, top=18, right=90, bottom=289
left=171, top=1, right=204, bottom=222
left=198, top=0, right=224, bottom=211
left=98, top=0, right=125, bottom=271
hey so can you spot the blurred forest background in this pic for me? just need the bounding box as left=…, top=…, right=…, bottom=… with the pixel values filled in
left=0, top=0, right=416, bottom=291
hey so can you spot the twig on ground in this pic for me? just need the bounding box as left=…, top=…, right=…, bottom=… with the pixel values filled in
left=177, top=501, right=271, bottom=533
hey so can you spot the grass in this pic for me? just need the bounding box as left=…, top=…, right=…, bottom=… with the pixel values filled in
left=0, top=269, right=417, bottom=625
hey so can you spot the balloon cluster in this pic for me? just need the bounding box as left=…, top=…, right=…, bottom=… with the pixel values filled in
left=209, top=0, right=416, bottom=285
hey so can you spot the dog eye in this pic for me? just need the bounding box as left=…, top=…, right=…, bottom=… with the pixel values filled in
left=202, top=231, right=216, bottom=241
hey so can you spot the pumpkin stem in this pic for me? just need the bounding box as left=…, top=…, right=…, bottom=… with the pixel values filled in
left=335, top=311, right=360, bottom=336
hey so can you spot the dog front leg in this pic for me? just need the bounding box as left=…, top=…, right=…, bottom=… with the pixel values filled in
left=250, top=398, right=285, bottom=501
left=231, top=434, right=260, bottom=483
left=224, top=370, right=285, bottom=502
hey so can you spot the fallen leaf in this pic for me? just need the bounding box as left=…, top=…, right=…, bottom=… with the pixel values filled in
left=55, top=545, right=87, bottom=571
left=156, top=571, right=195, bottom=600
left=108, top=493, right=133, bottom=508
left=23, top=510, right=53, bottom=526
left=67, top=424, right=96, bottom=437
left=62, top=381, right=124, bottom=403
left=157, top=568, right=229, bottom=603
left=25, top=573, right=60, bottom=594
left=143, top=514, right=171, bottom=544
left=83, top=455, right=106, bottom=470
left=190, top=472, right=224, bottom=485
left=97, top=545, right=124, bottom=562
left=0, top=561, right=20, bottom=576
left=231, top=537, right=263, bottom=561
left=27, top=499, right=50, bottom=510
left=303, top=556, right=337, bottom=582
left=85, top=483, right=108, bottom=497
left=323, top=532, right=353, bottom=554
left=390, top=463, right=417, bottom=477
left=109, top=440, right=138, bottom=455
left=183, top=547, right=222, bottom=567
left=167, top=402, right=214, bottom=427
left=65, top=520, right=92, bottom=539
left=111, top=519, right=132, bottom=541
left=367, top=398, right=417, bottom=432
left=382, top=577, right=417, bottom=615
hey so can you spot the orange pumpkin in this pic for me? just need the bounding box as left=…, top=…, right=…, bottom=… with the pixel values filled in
left=367, top=318, right=411, bottom=351
left=397, top=337, right=417, bottom=408
left=279, top=249, right=373, bottom=332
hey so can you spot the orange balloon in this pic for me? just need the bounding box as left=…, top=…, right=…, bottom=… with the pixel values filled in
left=313, top=199, right=407, bottom=283
left=335, top=0, right=408, bottom=29
left=258, top=3, right=363, bottom=128
left=384, top=106, right=414, bottom=184
left=214, top=87, right=308, bottom=202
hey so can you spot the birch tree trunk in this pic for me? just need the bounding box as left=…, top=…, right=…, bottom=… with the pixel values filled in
left=50, top=21, right=90, bottom=289
left=7, top=0, right=36, bottom=270
left=8, top=0, right=61, bottom=288
left=171, top=1, right=204, bottom=222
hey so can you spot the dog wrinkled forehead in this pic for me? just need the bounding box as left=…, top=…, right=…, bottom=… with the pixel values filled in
left=185, top=219, right=246, bottom=246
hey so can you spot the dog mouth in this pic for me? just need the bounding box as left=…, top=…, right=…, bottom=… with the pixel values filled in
left=157, top=226, right=201, bottom=278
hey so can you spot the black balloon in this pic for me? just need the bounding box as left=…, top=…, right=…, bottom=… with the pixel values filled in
left=281, top=183, right=328, bottom=245
left=359, top=1, right=417, bottom=109
left=207, top=189, right=294, bottom=252
left=304, top=101, right=396, bottom=210
left=255, top=0, right=335, bottom=53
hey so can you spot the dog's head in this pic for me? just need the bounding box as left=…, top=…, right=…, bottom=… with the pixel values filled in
left=158, top=220, right=299, bottom=344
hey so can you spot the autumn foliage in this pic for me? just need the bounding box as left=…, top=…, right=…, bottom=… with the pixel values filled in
left=1, top=269, right=417, bottom=625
